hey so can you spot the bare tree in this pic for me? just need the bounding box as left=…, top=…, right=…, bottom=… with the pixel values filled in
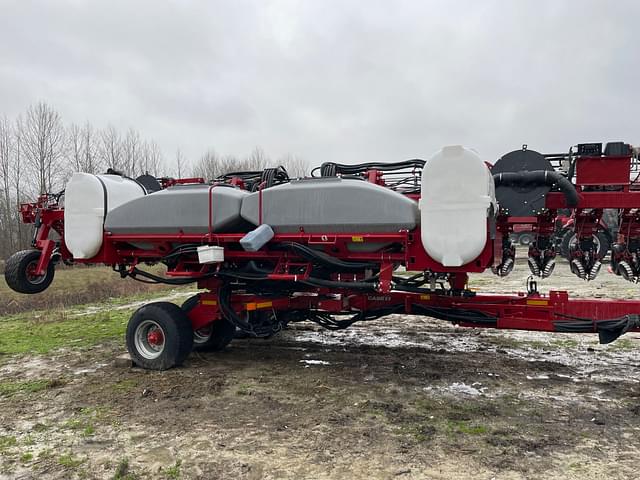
left=193, top=149, right=220, bottom=180
left=175, top=148, right=185, bottom=178
left=0, top=116, right=14, bottom=253
left=13, top=117, right=25, bottom=248
left=81, top=122, right=100, bottom=174
left=0, top=102, right=310, bottom=256
left=67, top=122, right=100, bottom=175
left=139, top=140, right=163, bottom=176
left=217, top=155, right=245, bottom=175
left=279, top=154, right=308, bottom=177
left=245, top=146, right=269, bottom=170
left=99, top=125, right=124, bottom=172
left=192, top=147, right=307, bottom=182
left=67, top=123, right=83, bottom=174
left=147, top=141, right=164, bottom=176
left=122, top=128, right=141, bottom=176
left=192, top=150, right=250, bottom=180
left=21, top=102, right=66, bottom=194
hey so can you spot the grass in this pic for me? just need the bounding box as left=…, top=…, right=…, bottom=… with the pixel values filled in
left=113, top=458, right=139, bottom=480
left=522, top=338, right=581, bottom=350
left=0, top=265, right=176, bottom=316
left=386, top=396, right=497, bottom=443
left=486, top=335, right=582, bottom=351
left=38, top=448, right=53, bottom=459
left=446, top=419, right=488, bottom=435
left=62, top=406, right=110, bottom=437
left=406, top=424, right=436, bottom=442
left=0, top=310, right=130, bottom=356
left=0, top=379, right=52, bottom=397
left=112, top=379, right=137, bottom=392
left=164, top=460, right=182, bottom=479
left=0, top=265, right=194, bottom=359
left=20, top=452, right=33, bottom=462
left=609, top=338, right=637, bottom=351
left=0, top=435, right=17, bottom=453
left=58, top=452, right=84, bottom=468
left=236, top=384, right=253, bottom=396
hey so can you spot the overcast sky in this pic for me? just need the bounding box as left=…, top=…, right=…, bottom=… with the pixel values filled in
left=1, top=0, right=639, bottom=169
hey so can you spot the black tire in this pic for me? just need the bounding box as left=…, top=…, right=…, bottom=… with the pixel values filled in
left=181, top=295, right=235, bottom=351
left=558, top=229, right=572, bottom=259
left=126, top=302, right=194, bottom=370
left=559, top=231, right=611, bottom=260
left=518, top=233, right=534, bottom=246
left=597, top=231, right=612, bottom=259
left=4, top=250, right=55, bottom=294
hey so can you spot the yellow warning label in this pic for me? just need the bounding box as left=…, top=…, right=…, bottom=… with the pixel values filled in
left=527, top=299, right=548, bottom=306
left=351, top=236, right=364, bottom=242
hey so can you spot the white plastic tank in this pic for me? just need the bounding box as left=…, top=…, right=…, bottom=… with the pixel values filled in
left=420, top=146, right=496, bottom=267
left=64, top=173, right=146, bottom=259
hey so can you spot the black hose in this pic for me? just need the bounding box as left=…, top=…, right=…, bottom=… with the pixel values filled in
left=215, top=165, right=290, bottom=191
left=554, top=313, right=640, bottom=344
left=493, top=170, right=579, bottom=207
left=308, top=304, right=404, bottom=330
left=315, top=159, right=426, bottom=177
left=412, top=304, right=498, bottom=326
left=275, top=242, right=377, bottom=271
left=128, top=266, right=217, bottom=285
left=216, top=267, right=377, bottom=290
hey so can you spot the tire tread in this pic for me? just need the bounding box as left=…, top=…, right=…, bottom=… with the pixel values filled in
left=4, top=250, right=55, bottom=294
left=126, top=302, right=194, bottom=370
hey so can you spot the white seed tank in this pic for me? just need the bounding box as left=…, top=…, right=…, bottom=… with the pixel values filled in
left=420, top=146, right=496, bottom=267
left=64, top=173, right=146, bottom=259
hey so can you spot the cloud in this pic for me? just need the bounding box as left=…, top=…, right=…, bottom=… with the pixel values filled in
left=1, top=0, right=639, bottom=169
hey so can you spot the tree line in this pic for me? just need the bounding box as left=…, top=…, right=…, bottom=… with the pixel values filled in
left=0, top=101, right=307, bottom=260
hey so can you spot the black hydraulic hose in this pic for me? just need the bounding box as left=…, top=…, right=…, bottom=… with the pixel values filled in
left=412, top=304, right=498, bottom=326
left=216, top=266, right=376, bottom=290
left=393, top=284, right=446, bottom=295
left=493, top=170, right=579, bottom=207
left=275, top=242, right=377, bottom=271
left=313, top=159, right=425, bottom=177
left=308, top=304, right=404, bottom=330
left=128, top=266, right=217, bottom=285
left=554, top=313, right=640, bottom=344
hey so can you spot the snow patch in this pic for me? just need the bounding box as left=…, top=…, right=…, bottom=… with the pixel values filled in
left=300, top=359, right=331, bottom=366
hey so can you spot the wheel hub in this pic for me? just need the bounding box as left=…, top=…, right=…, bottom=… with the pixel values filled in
left=25, top=261, right=45, bottom=284
left=147, top=329, right=164, bottom=346
left=134, top=320, right=166, bottom=359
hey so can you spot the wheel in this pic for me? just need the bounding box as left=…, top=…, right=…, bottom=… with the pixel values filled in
left=518, top=233, right=534, bottom=246
left=181, top=295, right=236, bottom=351
left=559, top=231, right=610, bottom=260
left=596, top=232, right=612, bottom=258
left=126, top=302, right=194, bottom=370
left=4, top=250, right=55, bottom=294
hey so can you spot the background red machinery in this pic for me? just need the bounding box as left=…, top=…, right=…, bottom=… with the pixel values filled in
left=5, top=142, right=640, bottom=370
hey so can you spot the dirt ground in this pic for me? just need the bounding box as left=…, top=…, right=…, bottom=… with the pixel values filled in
left=1, top=257, right=640, bottom=480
